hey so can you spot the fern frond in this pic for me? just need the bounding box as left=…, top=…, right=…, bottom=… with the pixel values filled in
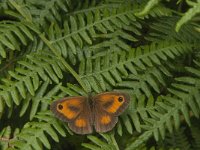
left=190, top=120, right=200, bottom=149
left=79, top=41, right=191, bottom=93
left=161, top=128, right=191, bottom=150
left=114, top=95, right=157, bottom=135
left=10, top=111, right=66, bottom=150
left=146, top=16, right=200, bottom=43
left=146, top=93, right=198, bottom=141
left=126, top=59, right=200, bottom=148
left=176, top=1, right=200, bottom=31
left=82, top=132, right=119, bottom=150
left=168, top=61, right=200, bottom=121
left=0, top=21, right=33, bottom=59
left=125, top=131, right=152, bottom=150
left=149, top=60, right=200, bottom=140
left=116, top=65, right=170, bottom=97
left=30, top=0, right=71, bottom=25
left=3, top=0, right=33, bottom=22
left=70, top=26, right=142, bottom=62
left=60, top=83, right=87, bottom=97
left=136, top=0, right=160, bottom=17
left=90, top=27, right=141, bottom=49
left=50, top=1, right=172, bottom=60
left=129, top=95, right=156, bottom=133
left=0, top=51, right=65, bottom=112
left=20, top=81, right=63, bottom=120
left=143, top=4, right=172, bottom=18
left=4, top=0, right=71, bottom=25
left=49, top=1, right=140, bottom=57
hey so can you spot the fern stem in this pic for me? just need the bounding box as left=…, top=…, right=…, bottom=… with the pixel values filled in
left=80, top=43, right=189, bottom=79
left=39, top=33, right=88, bottom=92
left=0, top=53, right=18, bottom=73
left=67, top=4, right=120, bottom=16
left=0, top=137, right=10, bottom=142
left=8, top=0, right=32, bottom=22
left=125, top=131, right=152, bottom=150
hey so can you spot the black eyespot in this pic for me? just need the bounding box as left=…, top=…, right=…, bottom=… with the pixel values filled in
left=58, top=104, right=63, bottom=110
left=118, top=97, right=123, bottom=102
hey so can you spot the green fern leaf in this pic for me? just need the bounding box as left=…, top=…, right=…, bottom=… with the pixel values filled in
left=136, top=0, right=160, bottom=16
left=10, top=111, right=66, bottom=150
left=0, top=21, right=33, bottom=59
left=176, top=1, right=200, bottom=31
left=80, top=41, right=189, bottom=93
left=0, top=126, right=11, bottom=150
left=146, top=16, right=200, bottom=43
left=0, top=51, right=65, bottom=113
left=82, top=132, right=119, bottom=150
left=50, top=1, right=142, bottom=58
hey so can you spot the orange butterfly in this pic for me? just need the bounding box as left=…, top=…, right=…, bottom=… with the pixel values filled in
left=50, top=92, right=130, bottom=134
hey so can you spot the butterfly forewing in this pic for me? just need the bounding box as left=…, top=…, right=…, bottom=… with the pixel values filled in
left=51, top=96, right=93, bottom=134
left=93, top=92, right=130, bottom=132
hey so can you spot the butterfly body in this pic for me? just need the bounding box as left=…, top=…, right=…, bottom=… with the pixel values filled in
left=50, top=92, right=130, bottom=134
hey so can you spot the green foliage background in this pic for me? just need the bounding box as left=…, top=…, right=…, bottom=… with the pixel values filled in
left=0, top=0, right=200, bottom=149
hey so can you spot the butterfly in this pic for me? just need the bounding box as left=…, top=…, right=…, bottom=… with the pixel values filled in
left=50, top=92, right=130, bottom=134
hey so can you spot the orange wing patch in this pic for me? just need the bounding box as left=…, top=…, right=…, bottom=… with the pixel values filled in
left=106, top=97, right=124, bottom=113
left=99, top=95, right=125, bottom=113
left=100, top=115, right=111, bottom=124
left=75, top=119, right=87, bottom=127
left=56, top=99, right=82, bottom=119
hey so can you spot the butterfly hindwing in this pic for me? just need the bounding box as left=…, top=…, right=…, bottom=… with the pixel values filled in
left=93, top=92, right=130, bottom=132
left=50, top=96, right=93, bottom=134
left=93, top=105, right=118, bottom=132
